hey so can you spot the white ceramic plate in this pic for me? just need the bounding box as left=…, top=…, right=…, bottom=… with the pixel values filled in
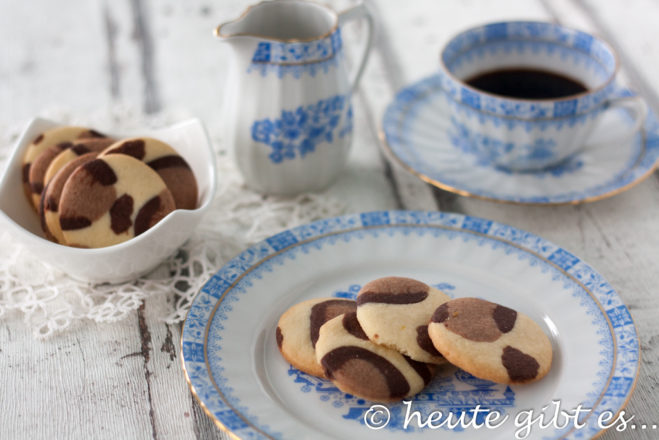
left=381, top=75, right=659, bottom=204
left=181, top=211, right=639, bottom=439
left=0, top=117, right=216, bottom=283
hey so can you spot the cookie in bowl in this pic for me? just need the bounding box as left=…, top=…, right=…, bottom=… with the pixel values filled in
left=21, top=126, right=107, bottom=209
left=58, top=154, right=176, bottom=248
left=100, top=137, right=198, bottom=210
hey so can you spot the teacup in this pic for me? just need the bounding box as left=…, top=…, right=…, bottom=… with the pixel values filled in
left=438, top=21, right=646, bottom=171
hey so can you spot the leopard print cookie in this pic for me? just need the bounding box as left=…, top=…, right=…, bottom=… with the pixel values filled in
left=21, top=126, right=106, bottom=209
left=100, top=137, right=198, bottom=209
left=316, top=312, right=435, bottom=402
left=356, top=277, right=450, bottom=364
left=29, top=137, right=115, bottom=210
left=58, top=154, right=175, bottom=248
left=39, top=152, right=100, bottom=243
left=428, top=297, right=552, bottom=384
left=276, top=298, right=356, bottom=378
left=43, top=137, right=116, bottom=185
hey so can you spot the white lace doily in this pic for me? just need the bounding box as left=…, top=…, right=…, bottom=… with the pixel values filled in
left=0, top=107, right=346, bottom=338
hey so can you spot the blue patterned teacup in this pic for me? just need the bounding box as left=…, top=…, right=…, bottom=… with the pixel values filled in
left=438, top=21, right=646, bottom=171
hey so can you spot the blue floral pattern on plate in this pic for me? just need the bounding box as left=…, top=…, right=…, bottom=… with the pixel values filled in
left=382, top=75, right=659, bottom=204
left=251, top=94, right=353, bottom=163
left=181, top=211, right=639, bottom=439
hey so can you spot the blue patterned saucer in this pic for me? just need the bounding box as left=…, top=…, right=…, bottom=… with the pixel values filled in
left=381, top=75, right=659, bottom=204
left=181, top=211, right=638, bottom=439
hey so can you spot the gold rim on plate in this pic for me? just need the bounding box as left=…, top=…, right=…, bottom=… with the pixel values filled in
left=180, top=221, right=640, bottom=439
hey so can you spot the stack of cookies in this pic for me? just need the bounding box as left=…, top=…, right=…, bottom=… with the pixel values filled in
left=276, top=276, right=553, bottom=403
left=21, top=125, right=198, bottom=248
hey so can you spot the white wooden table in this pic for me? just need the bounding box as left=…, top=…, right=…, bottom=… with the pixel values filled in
left=2, top=0, right=658, bottom=439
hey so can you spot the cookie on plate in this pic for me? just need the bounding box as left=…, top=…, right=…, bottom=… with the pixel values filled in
left=316, top=312, right=435, bottom=402
left=276, top=298, right=356, bottom=378
left=100, top=137, right=198, bottom=209
left=29, top=137, right=115, bottom=210
left=356, top=276, right=450, bottom=364
left=58, top=154, right=175, bottom=248
left=21, top=126, right=106, bottom=208
left=428, top=297, right=552, bottom=384
left=39, top=152, right=100, bottom=243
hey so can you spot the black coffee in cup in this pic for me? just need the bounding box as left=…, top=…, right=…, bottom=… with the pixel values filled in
left=465, top=68, right=588, bottom=99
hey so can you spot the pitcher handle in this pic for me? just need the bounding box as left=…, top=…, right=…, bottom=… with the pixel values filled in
left=338, top=2, right=375, bottom=93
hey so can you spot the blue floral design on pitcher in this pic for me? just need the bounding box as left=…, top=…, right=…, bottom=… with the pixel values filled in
left=248, top=29, right=343, bottom=78
left=251, top=94, right=353, bottom=163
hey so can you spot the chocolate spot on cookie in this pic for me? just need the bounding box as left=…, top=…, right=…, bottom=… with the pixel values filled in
left=357, top=291, right=428, bottom=305
left=276, top=326, right=283, bottom=349
left=357, top=276, right=430, bottom=306
left=110, top=194, right=134, bottom=234
left=147, top=155, right=191, bottom=170
left=110, top=139, right=146, bottom=160
left=434, top=298, right=503, bottom=342
left=83, top=159, right=117, bottom=186
left=416, top=325, right=441, bottom=357
left=45, top=195, right=58, bottom=212
left=72, top=144, right=91, bottom=155
left=58, top=160, right=117, bottom=230
left=134, top=196, right=161, bottom=236
left=60, top=216, right=92, bottom=230
left=79, top=129, right=106, bottom=139
left=33, top=133, right=44, bottom=145
left=493, top=305, right=517, bottom=333
left=502, top=346, right=539, bottom=382
left=404, top=356, right=434, bottom=385
left=156, top=166, right=198, bottom=210
left=342, top=312, right=369, bottom=340
left=73, top=138, right=116, bottom=155
left=309, top=299, right=356, bottom=348
left=30, top=182, right=44, bottom=195
left=431, top=303, right=449, bottom=323
left=22, top=163, right=30, bottom=183
left=321, top=346, right=410, bottom=398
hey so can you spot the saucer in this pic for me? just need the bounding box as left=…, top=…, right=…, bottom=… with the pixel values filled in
left=381, top=75, right=659, bottom=205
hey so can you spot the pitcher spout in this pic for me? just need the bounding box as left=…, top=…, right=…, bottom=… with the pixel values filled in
left=214, top=0, right=338, bottom=42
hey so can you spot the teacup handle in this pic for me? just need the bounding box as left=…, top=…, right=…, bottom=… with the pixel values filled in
left=338, top=2, right=375, bottom=93
left=604, top=93, right=648, bottom=136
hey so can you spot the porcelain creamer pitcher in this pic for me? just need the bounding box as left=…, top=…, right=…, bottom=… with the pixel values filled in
left=216, top=0, right=374, bottom=195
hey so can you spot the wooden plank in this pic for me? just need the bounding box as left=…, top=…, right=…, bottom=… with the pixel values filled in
left=141, top=293, right=228, bottom=440
left=0, top=317, right=154, bottom=438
